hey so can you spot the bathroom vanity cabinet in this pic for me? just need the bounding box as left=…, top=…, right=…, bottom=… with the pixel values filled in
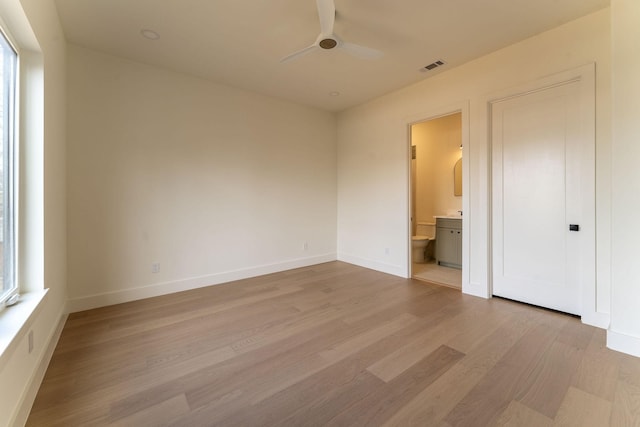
left=435, top=217, right=462, bottom=269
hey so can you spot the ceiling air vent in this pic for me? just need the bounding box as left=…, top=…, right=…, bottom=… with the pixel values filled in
left=420, top=60, right=446, bottom=72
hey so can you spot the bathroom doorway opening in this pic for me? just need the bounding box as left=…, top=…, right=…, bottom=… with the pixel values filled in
left=409, top=111, right=463, bottom=289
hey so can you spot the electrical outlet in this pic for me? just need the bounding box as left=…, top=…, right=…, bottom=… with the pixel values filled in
left=303, top=242, right=308, bottom=251
left=151, top=262, right=160, bottom=274
left=28, top=330, right=34, bottom=354
left=384, top=247, right=390, bottom=255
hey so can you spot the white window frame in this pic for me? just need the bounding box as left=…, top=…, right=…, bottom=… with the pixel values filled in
left=0, top=23, right=19, bottom=307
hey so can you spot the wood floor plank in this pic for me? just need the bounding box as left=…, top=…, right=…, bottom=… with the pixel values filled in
left=326, top=345, right=464, bottom=426
left=106, top=317, right=353, bottom=422
left=288, top=275, right=408, bottom=312
left=32, top=302, right=299, bottom=408
left=319, top=313, right=418, bottom=362
left=610, top=379, right=640, bottom=426
left=109, top=394, right=190, bottom=427
left=56, top=285, right=306, bottom=352
left=296, top=322, right=440, bottom=422
left=514, top=318, right=593, bottom=418
left=228, top=303, right=343, bottom=353
left=367, top=303, right=494, bottom=382
left=493, top=400, right=553, bottom=427
left=25, top=262, right=640, bottom=427
left=171, top=313, right=420, bottom=425
left=619, top=352, right=640, bottom=390
left=33, top=316, right=349, bottom=424
left=334, top=281, right=441, bottom=325
left=382, top=312, right=536, bottom=427
left=232, top=365, right=384, bottom=427
left=346, top=287, right=464, bottom=333
left=182, top=307, right=443, bottom=426
left=443, top=322, right=561, bottom=427
left=571, top=353, right=619, bottom=401
left=553, top=386, right=613, bottom=427
left=249, top=314, right=419, bottom=404
left=555, top=317, right=595, bottom=350
left=514, top=340, right=584, bottom=419
left=444, top=302, right=513, bottom=354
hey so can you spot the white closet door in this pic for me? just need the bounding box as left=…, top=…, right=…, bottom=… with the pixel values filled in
left=491, top=78, right=594, bottom=315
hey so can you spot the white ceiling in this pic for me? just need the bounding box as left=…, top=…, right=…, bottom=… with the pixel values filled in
left=54, top=0, right=609, bottom=112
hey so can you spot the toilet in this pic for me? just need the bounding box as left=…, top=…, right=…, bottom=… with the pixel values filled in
left=412, top=222, right=436, bottom=263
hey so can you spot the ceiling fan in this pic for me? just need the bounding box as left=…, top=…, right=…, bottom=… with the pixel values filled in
left=281, top=0, right=383, bottom=63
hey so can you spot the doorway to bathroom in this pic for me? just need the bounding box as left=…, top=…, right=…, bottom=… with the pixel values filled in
left=410, top=112, right=463, bottom=289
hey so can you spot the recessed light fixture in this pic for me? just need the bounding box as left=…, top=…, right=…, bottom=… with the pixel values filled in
left=329, top=91, right=340, bottom=97
left=141, top=29, right=160, bottom=40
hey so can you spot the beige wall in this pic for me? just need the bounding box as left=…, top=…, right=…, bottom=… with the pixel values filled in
left=0, top=0, right=67, bottom=425
left=337, top=8, right=611, bottom=317
left=66, top=45, right=338, bottom=310
left=412, top=113, right=462, bottom=226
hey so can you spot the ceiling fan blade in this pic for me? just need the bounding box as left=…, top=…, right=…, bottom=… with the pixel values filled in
left=280, top=44, right=317, bottom=63
left=316, top=0, right=335, bottom=36
left=339, top=42, right=383, bottom=59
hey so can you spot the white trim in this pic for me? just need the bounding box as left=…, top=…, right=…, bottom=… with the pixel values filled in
left=582, top=311, right=610, bottom=329
left=10, top=307, right=67, bottom=427
left=67, top=254, right=337, bottom=312
left=337, top=253, right=405, bottom=278
left=0, top=289, right=47, bottom=370
left=607, top=329, right=640, bottom=358
left=485, top=63, right=604, bottom=325
left=464, top=281, right=490, bottom=299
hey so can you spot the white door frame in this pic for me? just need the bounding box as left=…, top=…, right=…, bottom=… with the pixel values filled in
left=486, top=63, right=604, bottom=326
left=405, top=102, right=470, bottom=290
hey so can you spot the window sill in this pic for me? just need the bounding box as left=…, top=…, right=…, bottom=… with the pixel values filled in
left=0, top=289, right=48, bottom=371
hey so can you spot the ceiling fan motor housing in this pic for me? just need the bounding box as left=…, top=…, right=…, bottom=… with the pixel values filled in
left=319, top=38, right=338, bottom=49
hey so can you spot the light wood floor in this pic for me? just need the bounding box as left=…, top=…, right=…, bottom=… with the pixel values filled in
left=27, top=261, right=640, bottom=426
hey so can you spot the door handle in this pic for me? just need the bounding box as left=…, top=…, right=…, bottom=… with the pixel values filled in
left=569, top=224, right=580, bottom=231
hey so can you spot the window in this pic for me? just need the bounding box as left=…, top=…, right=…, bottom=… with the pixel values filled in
left=0, top=27, right=17, bottom=305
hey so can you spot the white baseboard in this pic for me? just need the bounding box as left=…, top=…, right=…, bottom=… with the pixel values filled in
left=607, top=329, right=640, bottom=358
left=11, top=307, right=67, bottom=427
left=67, top=254, right=337, bottom=313
left=463, top=281, right=490, bottom=299
left=337, top=253, right=407, bottom=278
left=581, top=311, right=610, bottom=329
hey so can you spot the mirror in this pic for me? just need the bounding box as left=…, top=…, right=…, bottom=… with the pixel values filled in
left=454, top=158, right=462, bottom=196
